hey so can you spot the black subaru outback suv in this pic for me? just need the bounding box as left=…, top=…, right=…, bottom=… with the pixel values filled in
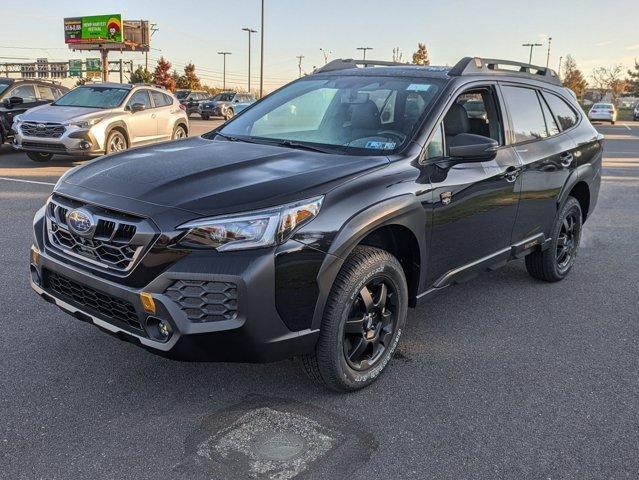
left=30, top=57, right=602, bottom=391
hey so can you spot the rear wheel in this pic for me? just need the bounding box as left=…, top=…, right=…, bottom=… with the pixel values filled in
left=172, top=124, right=187, bottom=140
left=525, top=196, right=582, bottom=282
left=299, top=246, right=408, bottom=392
left=105, top=130, right=128, bottom=154
left=26, top=152, right=53, bottom=162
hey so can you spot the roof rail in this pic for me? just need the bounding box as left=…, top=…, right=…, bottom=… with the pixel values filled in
left=449, top=57, right=562, bottom=86
left=0, top=77, right=63, bottom=85
left=313, top=58, right=410, bottom=74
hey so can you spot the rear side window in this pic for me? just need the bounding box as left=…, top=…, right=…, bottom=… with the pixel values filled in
left=37, top=85, right=56, bottom=101
left=501, top=86, right=548, bottom=143
left=539, top=96, right=560, bottom=137
left=543, top=93, right=579, bottom=131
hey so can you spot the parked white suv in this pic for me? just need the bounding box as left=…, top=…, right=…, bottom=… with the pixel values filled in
left=12, top=83, right=189, bottom=162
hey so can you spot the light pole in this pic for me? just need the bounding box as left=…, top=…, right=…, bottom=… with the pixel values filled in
left=522, top=43, right=543, bottom=65
left=296, top=55, right=304, bottom=77
left=259, top=0, right=264, bottom=98
left=320, top=47, right=331, bottom=65
left=217, top=52, right=231, bottom=90
left=356, top=47, right=373, bottom=61
left=558, top=56, right=563, bottom=78
left=242, top=27, right=257, bottom=93
left=545, top=37, right=552, bottom=68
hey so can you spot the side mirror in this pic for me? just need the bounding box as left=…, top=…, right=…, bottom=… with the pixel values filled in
left=130, top=102, right=146, bottom=113
left=3, top=96, right=23, bottom=108
left=448, top=133, right=498, bottom=160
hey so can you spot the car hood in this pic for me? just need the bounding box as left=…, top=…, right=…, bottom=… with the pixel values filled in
left=59, top=136, right=389, bottom=217
left=21, top=104, right=104, bottom=122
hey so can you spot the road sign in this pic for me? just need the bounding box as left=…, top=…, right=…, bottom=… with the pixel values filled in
left=68, top=59, right=82, bottom=77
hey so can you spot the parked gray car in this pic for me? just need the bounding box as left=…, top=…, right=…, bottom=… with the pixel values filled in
left=12, top=83, right=189, bottom=162
left=198, top=92, right=256, bottom=120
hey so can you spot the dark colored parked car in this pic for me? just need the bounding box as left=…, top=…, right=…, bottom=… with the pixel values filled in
left=198, top=91, right=256, bottom=120
left=0, top=78, right=68, bottom=145
left=30, top=57, right=602, bottom=391
left=175, top=89, right=210, bottom=116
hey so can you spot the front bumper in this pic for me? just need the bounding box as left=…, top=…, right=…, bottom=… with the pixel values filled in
left=13, top=124, right=105, bottom=156
left=30, top=223, right=321, bottom=363
left=198, top=105, right=222, bottom=116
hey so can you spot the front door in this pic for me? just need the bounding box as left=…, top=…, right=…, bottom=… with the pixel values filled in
left=425, top=85, right=522, bottom=286
left=1, top=84, right=40, bottom=136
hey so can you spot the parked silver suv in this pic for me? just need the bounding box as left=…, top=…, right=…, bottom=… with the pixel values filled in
left=12, top=83, right=189, bottom=162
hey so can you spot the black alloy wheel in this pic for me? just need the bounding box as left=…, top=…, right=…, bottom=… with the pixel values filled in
left=343, top=278, right=398, bottom=371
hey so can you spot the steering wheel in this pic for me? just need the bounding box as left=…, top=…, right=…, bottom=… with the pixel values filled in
left=377, top=130, right=406, bottom=144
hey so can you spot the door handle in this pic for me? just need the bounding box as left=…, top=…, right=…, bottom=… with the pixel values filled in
left=560, top=153, right=573, bottom=167
left=151, top=113, right=157, bottom=119
left=502, top=166, right=521, bottom=183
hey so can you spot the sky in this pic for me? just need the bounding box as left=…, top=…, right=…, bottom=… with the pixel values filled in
left=1, top=0, right=638, bottom=91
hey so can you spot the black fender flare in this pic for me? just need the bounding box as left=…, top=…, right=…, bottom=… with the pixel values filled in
left=310, top=194, right=426, bottom=330
left=104, top=121, right=130, bottom=146
left=173, top=120, right=188, bottom=135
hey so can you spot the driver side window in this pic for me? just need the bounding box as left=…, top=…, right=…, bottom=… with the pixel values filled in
left=127, top=90, right=152, bottom=109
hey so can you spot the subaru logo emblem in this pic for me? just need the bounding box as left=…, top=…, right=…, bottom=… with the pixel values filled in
left=67, top=209, right=95, bottom=237
left=37, top=123, right=46, bottom=129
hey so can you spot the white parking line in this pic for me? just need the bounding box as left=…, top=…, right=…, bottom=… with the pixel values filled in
left=0, top=176, right=55, bottom=186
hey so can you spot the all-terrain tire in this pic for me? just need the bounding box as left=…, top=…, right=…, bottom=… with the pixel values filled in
left=299, top=246, right=408, bottom=392
left=525, top=196, right=582, bottom=282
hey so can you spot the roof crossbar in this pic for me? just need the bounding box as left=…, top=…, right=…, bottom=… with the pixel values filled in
left=449, top=57, right=562, bottom=86
left=313, top=58, right=410, bottom=74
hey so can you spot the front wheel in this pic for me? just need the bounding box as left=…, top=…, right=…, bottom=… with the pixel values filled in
left=224, top=108, right=235, bottom=121
left=525, top=196, right=583, bottom=282
left=105, top=130, right=128, bottom=154
left=201, top=114, right=210, bottom=120
left=172, top=125, right=187, bottom=140
left=26, top=151, right=53, bottom=162
left=299, top=246, right=408, bottom=392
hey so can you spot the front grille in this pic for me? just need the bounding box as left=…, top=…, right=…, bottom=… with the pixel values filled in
left=44, top=270, right=142, bottom=331
left=45, top=195, right=157, bottom=273
left=22, top=141, right=67, bottom=151
left=21, top=122, right=65, bottom=138
left=165, top=280, right=238, bottom=322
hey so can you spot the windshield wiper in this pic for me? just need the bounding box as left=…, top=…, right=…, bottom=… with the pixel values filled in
left=262, top=139, right=338, bottom=154
left=212, top=132, right=262, bottom=144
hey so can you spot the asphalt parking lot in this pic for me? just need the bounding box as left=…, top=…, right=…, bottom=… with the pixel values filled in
left=1, top=120, right=637, bottom=479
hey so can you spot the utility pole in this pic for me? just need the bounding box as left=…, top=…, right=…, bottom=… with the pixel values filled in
left=558, top=56, right=563, bottom=78
left=522, top=43, right=542, bottom=65
left=218, top=52, right=231, bottom=90
left=242, top=27, right=257, bottom=93
left=147, top=23, right=159, bottom=72
left=259, top=0, right=265, bottom=98
left=119, top=58, right=123, bottom=83
left=100, top=49, right=109, bottom=82
left=356, top=46, right=373, bottom=61
left=320, top=47, right=331, bottom=65
left=545, top=37, right=552, bottom=68
left=296, top=55, right=304, bottom=77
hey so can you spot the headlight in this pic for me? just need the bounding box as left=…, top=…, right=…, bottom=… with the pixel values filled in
left=176, top=196, right=323, bottom=251
left=66, top=117, right=103, bottom=129
left=13, top=114, right=23, bottom=123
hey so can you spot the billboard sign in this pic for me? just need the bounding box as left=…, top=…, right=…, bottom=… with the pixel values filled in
left=64, top=15, right=123, bottom=44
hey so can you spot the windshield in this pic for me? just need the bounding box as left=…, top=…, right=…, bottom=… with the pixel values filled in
left=175, top=90, right=189, bottom=99
left=214, top=75, right=443, bottom=155
left=218, top=93, right=235, bottom=101
left=0, top=84, right=9, bottom=96
left=53, top=86, right=129, bottom=108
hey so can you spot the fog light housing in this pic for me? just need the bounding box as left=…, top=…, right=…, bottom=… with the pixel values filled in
left=30, top=245, right=40, bottom=265
left=145, top=316, right=173, bottom=342
left=80, top=141, right=91, bottom=150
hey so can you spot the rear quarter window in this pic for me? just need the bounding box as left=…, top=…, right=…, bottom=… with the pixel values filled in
left=543, top=92, right=579, bottom=131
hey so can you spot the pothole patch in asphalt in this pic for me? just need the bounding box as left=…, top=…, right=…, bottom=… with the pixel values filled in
left=175, top=395, right=377, bottom=480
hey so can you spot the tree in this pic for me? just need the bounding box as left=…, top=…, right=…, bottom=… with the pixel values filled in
left=153, top=57, right=176, bottom=91
left=170, top=69, right=181, bottom=87
left=561, top=55, right=587, bottom=100
left=75, top=78, right=88, bottom=87
left=627, top=59, right=639, bottom=97
left=130, top=66, right=153, bottom=84
left=591, top=65, right=626, bottom=103
left=411, top=43, right=430, bottom=66
left=181, top=63, right=202, bottom=89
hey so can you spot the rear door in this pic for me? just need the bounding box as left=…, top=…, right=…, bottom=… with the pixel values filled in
left=150, top=90, right=174, bottom=140
left=125, top=89, right=157, bottom=145
left=500, top=84, right=578, bottom=245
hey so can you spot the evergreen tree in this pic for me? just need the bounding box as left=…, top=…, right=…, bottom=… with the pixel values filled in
left=130, top=66, right=153, bottom=84
left=627, top=59, right=639, bottom=97
left=180, top=63, right=202, bottom=90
